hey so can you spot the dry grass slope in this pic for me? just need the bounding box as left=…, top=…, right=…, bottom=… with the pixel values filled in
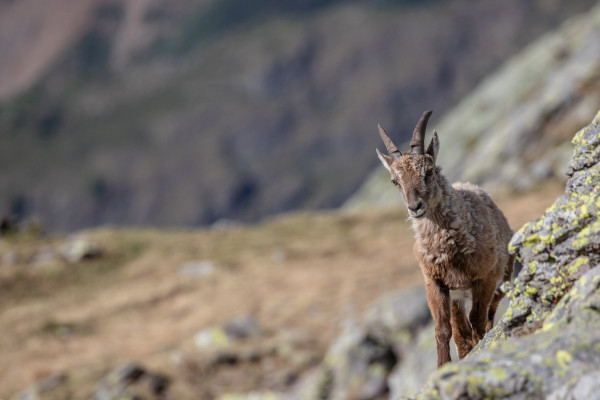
left=0, top=182, right=563, bottom=398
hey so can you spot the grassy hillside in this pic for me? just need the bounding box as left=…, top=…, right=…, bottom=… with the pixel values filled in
left=0, top=0, right=595, bottom=231
left=0, top=182, right=563, bottom=399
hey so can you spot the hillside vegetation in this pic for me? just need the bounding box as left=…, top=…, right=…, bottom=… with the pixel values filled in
left=0, top=0, right=595, bottom=231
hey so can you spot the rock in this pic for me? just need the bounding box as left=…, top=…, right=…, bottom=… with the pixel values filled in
left=401, top=111, right=600, bottom=399
left=91, top=362, right=169, bottom=400
left=60, top=236, right=102, bottom=263
left=0, top=215, right=19, bottom=236
left=140, top=373, right=169, bottom=397
left=194, top=326, right=230, bottom=349
left=212, top=219, right=241, bottom=231
left=293, top=367, right=333, bottom=400
left=294, top=286, right=432, bottom=400
left=502, top=110, right=600, bottom=335
left=218, top=391, right=290, bottom=400
left=364, top=286, right=431, bottom=355
left=109, top=363, right=145, bottom=384
left=194, top=316, right=260, bottom=352
left=11, top=374, right=67, bottom=400
left=36, top=373, right=67, bottom=392
left=2, top=251, right=18, bottom=266
left=11, top=389, right=38, bottom=400
left=30, top=247, right=60, bottom=268
left=208, top=350, right=240, bottom=367
left=387, top=324, right=437, bottom=400
left=224, top=315, right=261, bottom=340
left=271, top=249, right=287, bottom=263
left=179, top=260, right=216, bottom=277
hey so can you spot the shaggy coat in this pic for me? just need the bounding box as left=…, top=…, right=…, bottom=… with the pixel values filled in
left=377, top=111, right=514, bottom=366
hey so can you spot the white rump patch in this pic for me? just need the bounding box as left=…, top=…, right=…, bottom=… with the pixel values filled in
left=450, top=289, right=473, bottom=311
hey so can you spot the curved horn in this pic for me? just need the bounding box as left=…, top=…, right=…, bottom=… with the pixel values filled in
left=378, top=124, right=402, bottom=160
left=409, top=110, right=433, bottom=155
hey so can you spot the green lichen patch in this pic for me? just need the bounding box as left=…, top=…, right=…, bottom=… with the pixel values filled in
left=504, top=112, right=600, bottom=336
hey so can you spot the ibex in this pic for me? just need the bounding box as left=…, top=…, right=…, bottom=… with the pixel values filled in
left=376, top=111, right=514, bottom=367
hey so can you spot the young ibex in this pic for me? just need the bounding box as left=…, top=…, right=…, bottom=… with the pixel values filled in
left=376, top=111, right=514, bottom=367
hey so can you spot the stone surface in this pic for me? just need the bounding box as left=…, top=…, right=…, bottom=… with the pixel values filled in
left=178, top=260, right=216, bottom=277
left=60, top=236, right=102, bottom=263
left=224, top=315, right=261, bottom=340
left=91, top=362, right=169, bottom=400
left=502, top=110, right=600, bottom=336
left=294, top=286, right=432, bottom=400
left=387, top=324, right=437, bottom=400
left=194, top=326, right=230, bottom=349
left=11, top=374, right=67, bottom=400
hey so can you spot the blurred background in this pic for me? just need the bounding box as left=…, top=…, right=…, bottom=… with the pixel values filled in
left=1, top=0, right=599, bottom=399
left=0, top=0, right=597, bottom=232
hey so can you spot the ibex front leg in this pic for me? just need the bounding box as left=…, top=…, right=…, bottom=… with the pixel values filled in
left=425, top=278, right=452, bottom=367
left=469, top=279, right=496, bottom=343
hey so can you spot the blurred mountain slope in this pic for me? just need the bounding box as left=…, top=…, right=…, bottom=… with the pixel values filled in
left=0, top=0, right=596, bottom=231
left=346, top=1, right=600, bottom=209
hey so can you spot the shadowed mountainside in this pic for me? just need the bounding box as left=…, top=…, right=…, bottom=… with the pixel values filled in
left=0, top=0, right=596, bottom=231
left=347, top=1, right=600, bottom=210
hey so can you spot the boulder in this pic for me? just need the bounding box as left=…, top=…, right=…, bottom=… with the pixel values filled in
left=91, top=362, right=169, bottom=400
left=60, top=236, right=102, bottom=263
left=294, top=286, right=432, bottom=400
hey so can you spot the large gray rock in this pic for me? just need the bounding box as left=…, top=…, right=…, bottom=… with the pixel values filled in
left=294, top=286, right=432, bottom=400
left=91, top=362, right=169, bottom=400
left=387, top=324, right=436, bottom=400
left=501, top=110, right=600, bottom=336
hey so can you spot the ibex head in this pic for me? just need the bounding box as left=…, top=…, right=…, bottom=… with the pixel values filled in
left=376, top=111, right=441, bottom=219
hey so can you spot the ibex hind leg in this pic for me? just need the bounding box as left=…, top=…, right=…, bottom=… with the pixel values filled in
left=451, top=299, right=474, bottom=359
left=486, top=289, right=504, bottom=332
left=486, top=254, right=515, bottom=331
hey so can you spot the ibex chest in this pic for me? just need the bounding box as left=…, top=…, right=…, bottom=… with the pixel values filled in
left=415, top=236, right=478, bottom=289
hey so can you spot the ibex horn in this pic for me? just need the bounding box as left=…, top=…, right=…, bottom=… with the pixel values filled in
left=409, top=110, right=433, bottom=155
left=378, top=124, right=402, bottom=160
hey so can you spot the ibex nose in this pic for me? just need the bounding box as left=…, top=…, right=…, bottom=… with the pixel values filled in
left=408, top=202, right=423, bottom=212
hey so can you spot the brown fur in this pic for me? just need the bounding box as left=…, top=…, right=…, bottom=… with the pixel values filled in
left=377, top=129, right=514, bottom=367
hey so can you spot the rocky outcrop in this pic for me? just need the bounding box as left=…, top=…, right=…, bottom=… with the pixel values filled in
left=91, top=363, right=169, bottom=400
left=294, top=286, right=434, bottom=400
left=402, top=111, right=600, bottom=399
left=347, top=2, right=600, bottom=209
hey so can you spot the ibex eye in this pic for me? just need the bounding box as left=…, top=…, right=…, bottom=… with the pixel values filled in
left=391, top=179, right=398, bottom=186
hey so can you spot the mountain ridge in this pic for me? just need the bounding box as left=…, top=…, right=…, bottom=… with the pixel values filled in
left=0, top=0, right=596, bottom=231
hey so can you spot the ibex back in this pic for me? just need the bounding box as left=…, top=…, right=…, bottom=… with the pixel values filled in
left=376, top=111, right=514, bottom=367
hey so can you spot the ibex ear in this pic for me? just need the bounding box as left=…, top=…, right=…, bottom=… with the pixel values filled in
left=426, top=130, right=440, bottom=164
left=376, top=148, right=393, bottom=173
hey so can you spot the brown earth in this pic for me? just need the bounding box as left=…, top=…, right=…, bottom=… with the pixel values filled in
left=0, top=181, right=564, bottom=398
